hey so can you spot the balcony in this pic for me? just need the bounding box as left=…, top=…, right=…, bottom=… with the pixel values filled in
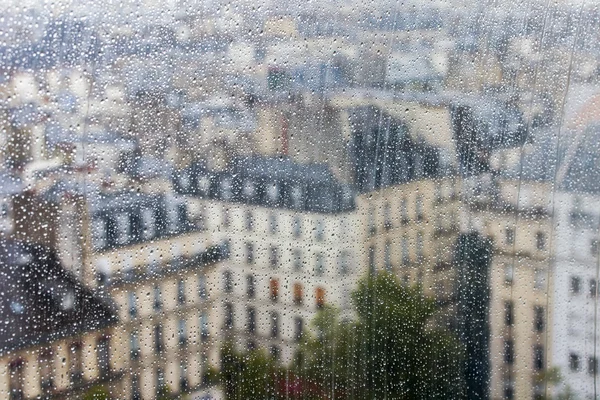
left=38, top=370, right=125, bottom=400
left=109, top=241, right=230, bottom=288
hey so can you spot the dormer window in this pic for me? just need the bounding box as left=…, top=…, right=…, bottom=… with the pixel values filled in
left=10, top=301, right=24, bottom=315
left=15, top=253, right=32, bottom=266
left=141, top=209, right=155, bottom=240
left=267, top=183, right=279, bottom=203
left=116, top=213, right=130, bottom=245
left=291, top=186, right=303, bottom=208
left=221, top=177, right=233, bottom=200
left=61, top=290, right=76, bottom=311
left=243, top=181, right=256, bottom=198
left=92, top=217, right=107, bottom=249
left=178, top=173, right=190, bottom=191
left=198, top=176, right=210, bottom=195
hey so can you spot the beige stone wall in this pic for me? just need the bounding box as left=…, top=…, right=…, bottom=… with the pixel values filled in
left=477, top=201, right=553, bottom=400
left=0, top=329, right=115, bottom=399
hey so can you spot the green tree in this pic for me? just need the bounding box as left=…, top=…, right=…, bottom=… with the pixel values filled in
left=82, top=385, right=110, bottom=400
left=292, top=273, right=466, bottom=400
left=220, top=341, right=285, bottom=399
left=221, top=272, right=466, bottom=400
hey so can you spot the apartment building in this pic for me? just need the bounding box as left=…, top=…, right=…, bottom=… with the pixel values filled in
left=357, top=177, right=461, bottom=317
left=552, top=191, right=600, bottom=399
left=0, top=240, right=118, bottom=399
left=467, top=178, right=553, bottom=400
left=84, top=191, right=229, bottom=400
left=13, top=183, right=228, bottom=400
left=174, top=156, right=359, bottom=363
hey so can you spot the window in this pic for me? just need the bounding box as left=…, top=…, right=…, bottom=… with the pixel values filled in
left=384, top=240, right=392, bottom=271
left=69, top=342, right=83, bottom=384
left=224, top=303, right=234, bottom=329
left=416, top=195, right=423, bottom=221
left=368, top=207, right=376, bottom=235
left=97, top=336, right=110, bottom=378
left=402, top=237, right=410, bottom=265
left=270, top=346, right=281, bottom=361
left=132, top=375, right=141, bottom=400
left=570, top=353, right=580, bottom=372
left=315, top=252, right=326, bottom=276
left=293, top=216, right=302, bottom=238
left=504, top=301, right=513, bottom=326
left=178, top=319, right=187, bottom=346
left=128, top=291, right=137, bottom=318
left=269, top=246, right=279, bottom=268
left=129, top=212, right=142, bottom=242
left=154, top=325, right=164, bottom=353
left=503, top=378, right=514, bottom=400
left=293, top=248, right=303, bottom=271
left=534, top=306, right=545, bottom=332
left=338, top=251, right=350, bottom=275
left=9, top=360, right=24, bottom=400
left=245, top=211, right=254, bottom=231
left=247, top=307, right=256, bottom=333
left=200, top=312, right=209, bottom=341
left=8, top=5, right=600, bottom=400
left=153, top=284, right=162, bottom=311
left=246, top=274, right=255, bottom=298
left=535, top=232, right=546, bottom=250
left=316, top=287, right=326, bottom=308
left=589, top=357, right=598, bottom=375
left=269, top=213, right=278, bottom=234
left=222, top=207, right=230, bottom=228
left=534, top=269, right=546, bottom=290
left=266, top=183, right=279, bottom=203
left=504, top=340, right=514, bottom=365
left=177, top=279, right=186, bottom=305
left=401, top=198, right=409, bottom=224
left=534, top=345, right=544, bottom=371
left=270, top=278, right=280, bottom=302
left=384, top=202, right=392, bottom=230
left=156, top=368, right=165, bottom=397
left=293, top=282, right=304, bottom=305
left=295, top=317, right=304, bottom=342
left=198, top=276, right=207, bottom=299
left=504, top=264, right=514, bottom=285
left=416, top=232, right=424, bottom=261
left=224, top=270, right=233, bottom=293
left=246, top=242, right=255, bottom=264
left=39, top=351, right=53, bottom=392
left=130, top=331, right=140, bottom=360
left=571, top=276, right=582, bottom=295
left=179, top=360, right=188, bottom=393
left=505, top=228, right=515, bottom=245
left=177, top=203, right=188, bottom=230
left=316, top=219, right=325, bottom=241
left=270, top=311, right=280, bottom=338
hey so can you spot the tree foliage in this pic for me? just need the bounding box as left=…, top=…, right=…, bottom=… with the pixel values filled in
left=82, top=385, right=110, bottom=400
left=222, top=272, right=466, bottom=400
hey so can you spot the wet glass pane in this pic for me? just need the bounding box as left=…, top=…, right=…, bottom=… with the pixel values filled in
left=0, top=1, right=599, bottom=399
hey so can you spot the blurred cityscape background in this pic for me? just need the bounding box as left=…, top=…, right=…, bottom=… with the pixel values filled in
left=0, top=0, right=599, bottom=399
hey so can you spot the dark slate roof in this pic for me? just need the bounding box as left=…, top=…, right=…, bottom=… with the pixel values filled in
left=0, top=240, right=118, bottom=355
left=561, top=125, right=600, bottom=194
left=0, top=172, right=23, bottom=196
left=501, top=125, right=600, bottom=195
left=348, top=106, right=445, bottom=192
left=9, top=104, right=46, bottom=128
left=174, top=156, right=355, bottom=213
